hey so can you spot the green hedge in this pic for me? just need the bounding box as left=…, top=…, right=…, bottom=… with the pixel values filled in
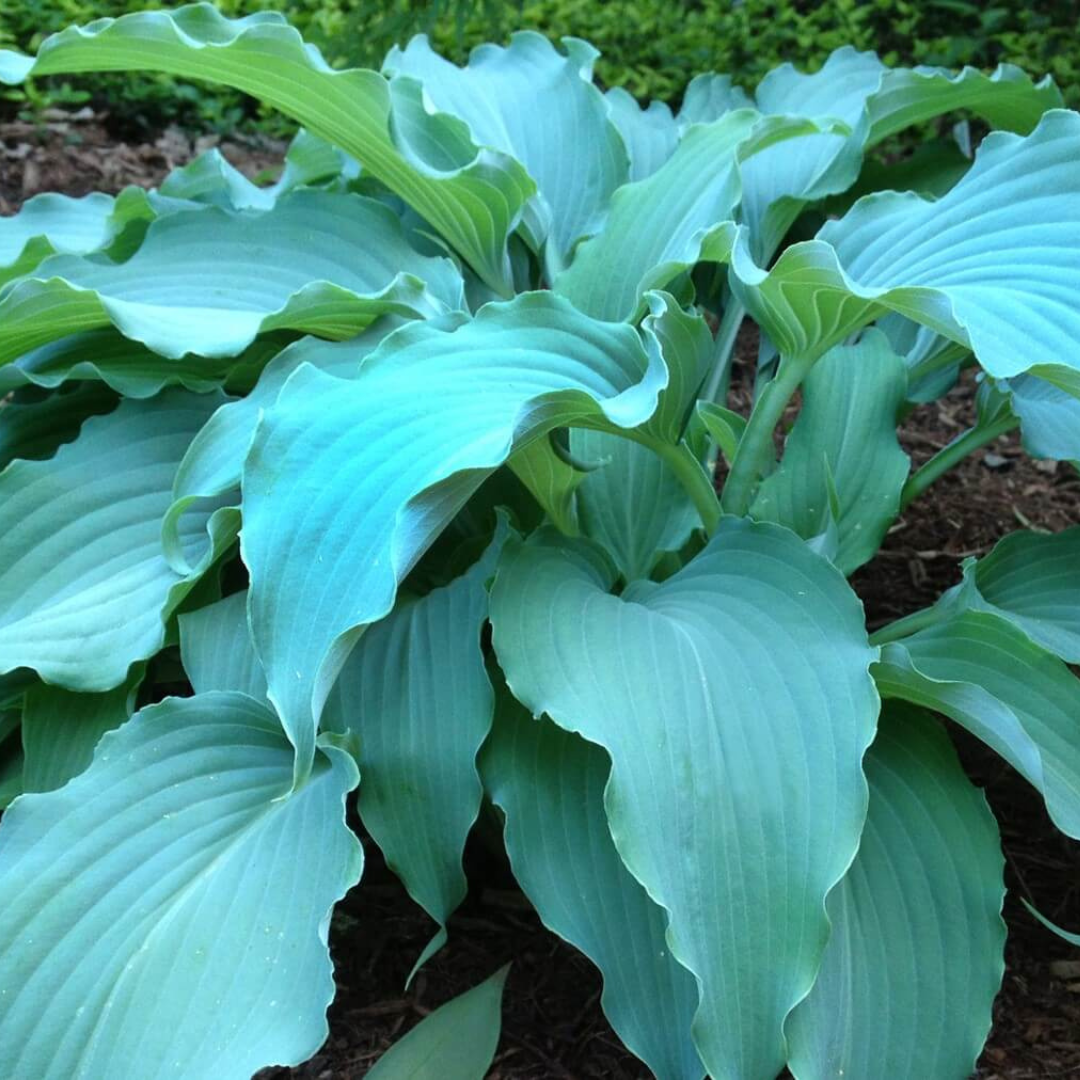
left=3, top=0, right=1078, bottom=134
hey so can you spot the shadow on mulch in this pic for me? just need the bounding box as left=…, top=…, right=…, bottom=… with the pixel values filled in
left=4, top=119, right=1079, bottom=1079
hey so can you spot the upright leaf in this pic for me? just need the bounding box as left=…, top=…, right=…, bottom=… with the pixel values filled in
left=21, top=678, right=139, bottom=793
left=365, top=965, right=508, bottom=1080
left=574, top=432, right=700, bottom=581
left=553, top=110, right=759, bottom=321
left=677, top=74, right=753, bottom=127
left=998, top=374, right=1080, bottom=465
left=756, top=46, right=1060, bottom=142
left=489, top=520, right=878, bottom=1078
left=179, top=590, right=268, bottom=701
left=0, top=692, right=362, bottom=1080
left=787, top=703, right=1005, bottom=1080
left=240, top=292, right=672, bottom=780
left=385, top=33, right=628, bottom=273
left=322, top=524, right=509, bottom=967
left=605, top=88, right=677, bottom=181
left=166, top=320, right=411, bottom=562
left=729, top=110, right=1080, bottom=375
left=0, top=390, right=234, bottom=690
left=0, top=191, right=463, bottom=365
left=751, top=330, right=909, bottom=574
left=482, top=693, right=704, bottom=1080
left=0, top=4, right=534, bottom=293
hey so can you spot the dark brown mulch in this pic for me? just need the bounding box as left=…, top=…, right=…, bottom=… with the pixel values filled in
left=4, top=123, right=1079, bottom=1079
left=0, top=108, right=284, bottom=208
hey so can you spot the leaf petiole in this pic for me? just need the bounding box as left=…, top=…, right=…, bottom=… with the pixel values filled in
left=720, top=351, right=815, bottom=517
left=899, top=414, right=1020, bottom=511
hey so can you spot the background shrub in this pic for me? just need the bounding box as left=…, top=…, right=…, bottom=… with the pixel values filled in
left=2, top=0, right=1078, bottom=135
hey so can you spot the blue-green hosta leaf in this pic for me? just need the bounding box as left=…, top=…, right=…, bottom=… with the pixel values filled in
left=997, top=374, right=1080, bottom=465
left=756, top=46, right=1060, bottom=143
left=385, top=33, right=628, bottom=273
left=166, top=320, right=411, bottom=564
left=481, top=693, right=704, bottom=1080
left=553, top=109, right=760, bottom=321
left=489, top=520, right=878, bottom=1078
left=0, top=4, right=534, bottom=294
left=0, top=670, right=36, bottom=710
left=0, top=330, right=286, bottom=400
left=0, top=187, right=156, bottom=286
left=179, top=530, right=508, bottom=971
left=677, top=74, right=754, bottom=127
left=322, top=523, right=508, bottom=968
left=944, top=527, right=1080, bottom=663
left=21, top=677, right=140, bottom=793
left=506, top=434, right=588, bottom=536
left=736, top=120, right=858, bottom=263
left=874, top=313, right=968, bottom=404
left=692, top=401, right=747, bottom=465
left=0, top=383, right=117, bottom=469
left=750, top=330, right=910, bottom=574
left=755, top=48, right=885, bottom=127
left=365, top=965, right=508, bottom=1080
left=505, top=293, right=711, bottom=541
left=573, top=432, right=700, bottom=581
left=157, top=130, right=358, bottom=210
left=157, top=148, right=280, bottom=211
left=605, top=87, right=677, bottom=181
left=729, top=110, right=1080, bottom=377
left=240, top=292, right=672, bottom=781
left=874, top=610, right=1080, bottom=838
left=0, top=691, right=361, bottom=1080
left=742, top=48, right=1057, bottom=261
left=0, top=190, right=462, bottom=366
left=787, top=703, right=1005, bottom=1080
left=179, top=590, right=268, bottom=701
left=0, top=390, right=235, bottom=690
left=0, top=708, right=20, bottom=745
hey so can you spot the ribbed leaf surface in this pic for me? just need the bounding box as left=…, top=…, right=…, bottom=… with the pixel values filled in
left=0, top=3, right=534, bottom=292
left=240, top=293, right=671, bottom=780
left=0, top=692, right=362, bottom=1080
left=0, top=390, right=233, bottom=689
left=482, top=694, right=703, bottom=1080
left=875, top=610, right=1080, bottom=837
left=729, top=110, right=1080, bottom=377
left=322, top=525, right=508, bottom=963
left=787, top=703, right=1005, bottom=1080
left=751, top=330, right=909, bottom=574
left=489, top=520, right=878, bottom=1078
left=0, top=191, right=462, bottom=365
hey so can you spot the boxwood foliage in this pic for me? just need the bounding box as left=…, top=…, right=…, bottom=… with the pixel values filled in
left=0, top=8, right=1078, bottom=1078
left=4, top=0, right=1079, bottom=131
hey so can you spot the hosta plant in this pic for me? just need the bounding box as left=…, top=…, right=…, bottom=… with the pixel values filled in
left=0, top=7, right=1078, bottom=1078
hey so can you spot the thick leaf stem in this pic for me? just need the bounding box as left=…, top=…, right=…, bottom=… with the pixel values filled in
left=701, top=298, right=747, bottom=407
left=899, top=415, right=1019, bottom=511
left=721, top=351, right=814, bottom=517
left=649, top=439, right=723, bottom=536
left=869, top=604, right=950, bottom=646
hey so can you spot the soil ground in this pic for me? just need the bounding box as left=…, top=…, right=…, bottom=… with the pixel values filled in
left=3, top=113, right=1079, bottom=1079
